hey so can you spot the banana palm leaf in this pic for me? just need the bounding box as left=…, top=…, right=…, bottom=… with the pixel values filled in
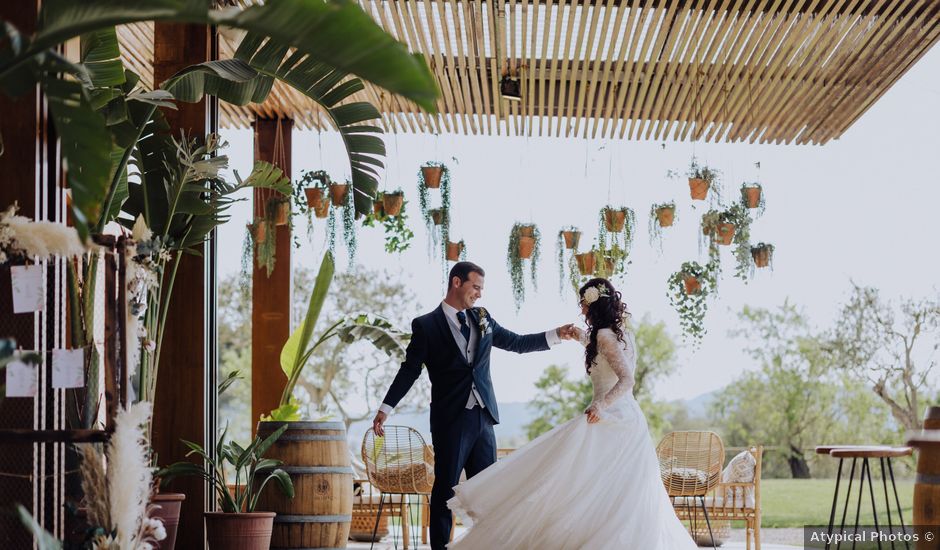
left=10, top=0, right=437, bottom=110
left=80, top=28, right=125, bottom=88
left=334, top=313, right=409, bottom=360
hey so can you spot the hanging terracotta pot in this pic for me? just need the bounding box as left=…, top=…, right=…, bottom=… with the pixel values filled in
left=656, top=207, right=675, bottom=228
left=716, top=223, right=736, bottom=245
left=329, top=183, right=349, bottom=206
left=304, top=187, right=324, bottom=210
left=601, top=257, right=615, bottom=275
left=251, top=221, right=267, bottom=245
left=603, top=209, right=626, bottom=232
left=272, top=201, right=290, bottom=226
left=373, top=197, right=385, bottom=217
left=682, top=274, right=702, bottom=295
left=575, top=252, right=595, bottom=275
left=422, top=166, right=443, bottom=188
left=313, top=198, right=329, bottom=219
left=430, top=208, right=445, bottom=225
left=383, top=192, right=404, bottom=216
left=446, top=241, right=463, bottom=261
left=743, top=187, right=762, bottom=208
left=518, top=236, right=536, bottom=259
left=689, top=178, right=710, bottom=200
left=562, top=230, right=581, bottom=250
left=518, top=224, right=536, bottom=238
left=751, top=245, right=773, bottom=268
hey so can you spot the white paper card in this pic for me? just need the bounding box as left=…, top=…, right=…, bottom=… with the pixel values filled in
left=6, top=359, right=37, bottom=397
left=10, top=265, right=43, bottom=313
left=52, top=348, right=84, bottom=389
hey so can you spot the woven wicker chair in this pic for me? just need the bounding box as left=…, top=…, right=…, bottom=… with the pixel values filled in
left=656, top=431, right=725, bottom=549
left=362, top=426, right=435, bottom=550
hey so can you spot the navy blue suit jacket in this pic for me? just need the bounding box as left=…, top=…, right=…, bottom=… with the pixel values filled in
left=382, top=305, right=551, bottom=432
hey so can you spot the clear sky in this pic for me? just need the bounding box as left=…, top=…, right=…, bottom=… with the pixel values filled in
left=215, top=42, right=940, bottom=415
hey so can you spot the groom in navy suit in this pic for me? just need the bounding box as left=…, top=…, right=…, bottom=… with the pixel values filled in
left=373, top=261, right=574, bottom=549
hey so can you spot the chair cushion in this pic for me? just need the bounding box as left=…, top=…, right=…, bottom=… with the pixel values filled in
left=721, top=450, right=756, bottom=508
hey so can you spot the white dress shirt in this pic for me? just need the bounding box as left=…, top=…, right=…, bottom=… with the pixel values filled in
left=379, top=302, right=562, bottom=416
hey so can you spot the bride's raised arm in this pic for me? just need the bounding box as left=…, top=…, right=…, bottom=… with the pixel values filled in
left=589, top=329, right=635, bottom=410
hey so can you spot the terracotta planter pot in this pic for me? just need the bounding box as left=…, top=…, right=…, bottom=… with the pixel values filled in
left=518, top=225, right=536, bottom=238
left=603, top=209, right=626, bottom=232
left=204, top=512, right=274, bottom=550
left=752, top=246, right=772, bottom=268
left=422, top=166, right=443, bottom=188
left=383, top=193, right=404, bottom=216
left=682, top=275, right=702, bottom=295
left=272, top=201, right=290, bottom=226
left=716, top=222, right=736, bottom=245
left=372, top=199, right=385, bottom=217
left=251, top=222, right=267, bottom=245
left=430, top=209, right=445, bottom=225
left=151, top=493, right=185, bottom=550
left=329, top=183, right=349, bottom=207
left=303, top=187, right=324, bottom=210
left=313, top=198, right=330, bottom=219
left=518, top=236, right=536, bottom=259
left=446, top=241, right=463, bottom=261
left=562, top=230, right=581, bottom=250
left=743, top=187, right=762, bottom=208
left=575, top=252, right=595, bottom=275
left=689, top=177, right=710, bottom=200
left=601, top=257, right=615, bottom=275
left=655, top=207, right=675, bottom=228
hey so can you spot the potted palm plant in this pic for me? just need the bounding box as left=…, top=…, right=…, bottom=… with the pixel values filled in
left=507, top=223, right=541, bottom=310
left=740, top=182, right=765, bottom=215
left=686, top=157, right=721, bottom=201
left=667, top=260, right=720, bottom=346
left=159, top=424, right=294, bottom=550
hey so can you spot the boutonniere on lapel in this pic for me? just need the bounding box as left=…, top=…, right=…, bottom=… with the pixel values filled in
left=475, top=307, right=491, bottom=335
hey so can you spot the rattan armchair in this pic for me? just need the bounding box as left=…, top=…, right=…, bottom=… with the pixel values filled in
left=656, top=431, right=725, bottom=549
left=362, top=426, right=435, bottom=549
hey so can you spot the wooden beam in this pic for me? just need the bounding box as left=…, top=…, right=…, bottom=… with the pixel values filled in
left=151, top=21, right=210, bottom=550
left=251, top=118, right=292, bottom=431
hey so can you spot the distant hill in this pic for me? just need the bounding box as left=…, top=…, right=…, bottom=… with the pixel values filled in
left=348, top=391, right=718, bottom=450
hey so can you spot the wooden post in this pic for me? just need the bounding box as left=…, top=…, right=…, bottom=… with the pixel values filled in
left=251, top=118, right=292, bottom=429
left=152, top=21, right=211, bottom=550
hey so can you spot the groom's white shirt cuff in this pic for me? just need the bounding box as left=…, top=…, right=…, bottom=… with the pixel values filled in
left=379, top=403, right=394, bottom=416
left=545, top=329, right=562, bottom=347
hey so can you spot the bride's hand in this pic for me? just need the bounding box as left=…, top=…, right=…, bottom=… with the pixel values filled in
left=585, top=404, right=601, bottom=424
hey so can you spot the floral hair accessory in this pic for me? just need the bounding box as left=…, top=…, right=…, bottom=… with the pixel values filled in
left=582, top=285, right=610, bottom=305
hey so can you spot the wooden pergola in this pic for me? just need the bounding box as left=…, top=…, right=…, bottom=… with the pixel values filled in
left=119, top=0, right=940, bottom=144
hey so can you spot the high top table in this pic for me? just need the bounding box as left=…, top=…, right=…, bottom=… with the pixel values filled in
left=814, top=445, right=912, bottom=550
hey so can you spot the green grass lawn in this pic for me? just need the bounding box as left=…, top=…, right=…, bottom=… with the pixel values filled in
left=756, top=478, right=914, bottom=528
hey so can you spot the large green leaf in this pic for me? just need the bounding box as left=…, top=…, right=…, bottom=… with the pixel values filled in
left=335, top=314, right=409, bottom=360
left=80, top=28, right=125, bottom=88
left=11, top=0, right=438, bottom=110
left=279, top=252, right=335, bottom=398
left=161, top=58, right=273, bottom=105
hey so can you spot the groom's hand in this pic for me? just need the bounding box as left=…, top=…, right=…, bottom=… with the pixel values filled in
left=556, top=324, right=576, bottom=340
left=372, top=411, right=388, bottom=437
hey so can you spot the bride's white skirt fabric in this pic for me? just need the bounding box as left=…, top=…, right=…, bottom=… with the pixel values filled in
left=447, top=397, right=698, bottom=550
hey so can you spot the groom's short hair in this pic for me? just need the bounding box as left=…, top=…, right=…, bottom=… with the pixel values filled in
left=449, top=261, right=485, bottom=285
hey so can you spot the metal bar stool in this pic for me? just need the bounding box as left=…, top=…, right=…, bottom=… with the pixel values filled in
left=815, top=445, right=912, bottom=550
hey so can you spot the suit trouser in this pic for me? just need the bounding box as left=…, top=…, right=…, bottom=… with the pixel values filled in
left=429, top=405, right=497, bottom=550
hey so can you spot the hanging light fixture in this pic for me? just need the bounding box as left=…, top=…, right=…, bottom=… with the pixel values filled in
left=500, top=75, right=522, bottom=102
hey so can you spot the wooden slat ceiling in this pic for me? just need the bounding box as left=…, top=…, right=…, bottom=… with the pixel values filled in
left=118, top=1, right=940, bottom=144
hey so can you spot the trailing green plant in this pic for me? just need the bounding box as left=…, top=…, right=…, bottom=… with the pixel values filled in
left=362, top=193, right=414, bottom=254
left=687, top=157, right=722, bottom=205
left=699, top=203, right=752, bottom=278
left=740, top=182, right=766, bottom=216
left=506, top=223, right=541, bottom=311
left=266, top=251, right=409, bottom=421
left=667, top=260, right=720, bottom=346
left=648, top=201, right=677, bottom=251
left=158, top=423, right=294, bottom=513
left=593, top=243, right=629, bottom=279
left=598, top=206, right=636, bottom=257
left=556, top=227, right=580, bottom=296
left=417, top=161, right=453, bottom=261
left=327, top=180, right=358, bottom=267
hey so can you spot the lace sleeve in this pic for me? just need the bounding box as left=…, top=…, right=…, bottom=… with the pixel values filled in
left=573, top=326, right=588, bottom=347
left=592, top=329, right=635, bottom=410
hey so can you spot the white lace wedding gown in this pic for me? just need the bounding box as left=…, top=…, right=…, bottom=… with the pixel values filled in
left=447, top=327, right=698, bottom=549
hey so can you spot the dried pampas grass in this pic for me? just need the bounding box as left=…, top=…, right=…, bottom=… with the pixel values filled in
left=2, top=207, right=86, bottom=259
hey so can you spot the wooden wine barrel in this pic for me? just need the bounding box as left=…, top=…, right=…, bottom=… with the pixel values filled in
left=256, top=421, right=353, bottom=550
left=907, top=407, right=940, bottom=537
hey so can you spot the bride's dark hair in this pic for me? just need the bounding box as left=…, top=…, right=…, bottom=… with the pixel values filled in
left=579, top=278, right=628, bottom=373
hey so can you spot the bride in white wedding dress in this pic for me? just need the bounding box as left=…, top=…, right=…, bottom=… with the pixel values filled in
left=447, top=278, right=699, bottom=549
